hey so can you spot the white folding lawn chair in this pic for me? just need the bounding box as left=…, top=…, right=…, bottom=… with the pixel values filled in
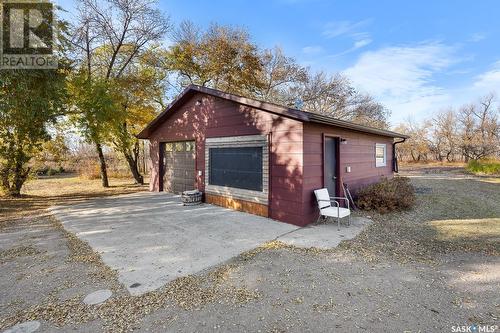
left=314, top=188, right=351, bottom=229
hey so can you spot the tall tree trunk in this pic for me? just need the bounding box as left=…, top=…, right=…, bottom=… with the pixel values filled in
left=125, top=140, right=144, bottom=184
left=12, top=165, right=30, bottom=197
left=113, top=123, right=145, bottom=185
left=96, top=143, right=109, bottom=188
left=0, top=156, right=30, bottom=197
left=124, top=152, right=144, bottom=184
left=446, top=151, right=452, bottom=162
left=0, top=164, right=12, bottom=195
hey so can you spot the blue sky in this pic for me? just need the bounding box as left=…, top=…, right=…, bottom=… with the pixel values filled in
left=57, top=0, right=500, bottom=125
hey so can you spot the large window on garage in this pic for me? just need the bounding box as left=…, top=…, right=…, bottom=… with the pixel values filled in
left=209, top=147, right=263, bottom=191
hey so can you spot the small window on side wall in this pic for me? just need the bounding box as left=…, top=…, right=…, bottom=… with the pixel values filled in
left=375, top=143, right=387, bottom=167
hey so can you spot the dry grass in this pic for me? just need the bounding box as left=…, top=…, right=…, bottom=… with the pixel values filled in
left=0, top=245, right=42, bottom=264
left=21, top=175, right=145, bottom=197
left=341, top=173, right=500, bottom=263
left=0, top=174, right=147, bottom=227
left=475, top=177, right=500, bottom=184
left=429, top=218, right=500, bottom=242
left=401, top=161, right=467, bottom=168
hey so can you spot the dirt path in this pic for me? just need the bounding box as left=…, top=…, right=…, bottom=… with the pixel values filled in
left=0, top=215, right=125, bottom=331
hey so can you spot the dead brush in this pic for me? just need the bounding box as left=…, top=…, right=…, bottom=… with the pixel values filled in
left=356, top=177, right=416, bottom=213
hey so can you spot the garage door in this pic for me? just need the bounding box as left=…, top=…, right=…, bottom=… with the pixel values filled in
left=163, top=141, right=196, bottom=194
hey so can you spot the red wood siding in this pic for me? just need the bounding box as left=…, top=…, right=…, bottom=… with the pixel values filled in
left=148, top=93, right=305, bottom=225
left=302, top=122, right=394, bottom=223
left=147, top=92, right=397, bottom=227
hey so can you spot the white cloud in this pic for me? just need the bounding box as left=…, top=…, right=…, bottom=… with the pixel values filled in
left=473, top=60, right=500, bottom=93
left=322, top=19, right=373, bottom=57
left=468, top=32, right=486, bottom=42
left=330, top=38, right=373, bottom=58
left=353, top=39, right=372, bottom=49
left=343, top=42, right=458, bottom=124
left=302, top=45, right=323, bottom=55
left=351, top=32, right=371, bottom=40
left=322, top=19, right=371, bottom=39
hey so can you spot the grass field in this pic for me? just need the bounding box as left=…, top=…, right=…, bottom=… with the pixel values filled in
left=400, top=161, right=466, bottom=168
left=430, top=218, right=500, bottom=243
left=466, top=159, right=500, bottom=175
left=343, top=166, right=500, bottom=261
left=0, top=174, right=147, bottom=226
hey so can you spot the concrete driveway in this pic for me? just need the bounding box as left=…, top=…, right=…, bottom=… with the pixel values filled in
left=51, top=192, right=299, bottom=296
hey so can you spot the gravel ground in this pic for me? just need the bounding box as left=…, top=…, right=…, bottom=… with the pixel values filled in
left=0, top=214, right=126, bottom=331
left=0, top=169, right=499, bottom=332
left=136, top=248, right=499, bottom=333
left=341, top=169, right=500, bottom=263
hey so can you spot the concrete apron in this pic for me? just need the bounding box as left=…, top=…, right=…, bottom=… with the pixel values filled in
left=277, top=217, right=372, bottom=249
left=50, top=192, right=298, bottom=296
left=51, top=192, right=370, bottom=296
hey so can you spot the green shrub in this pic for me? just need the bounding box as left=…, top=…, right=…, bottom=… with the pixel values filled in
left=36, top=166, right=65, bottom=176
left=357, top=177, right=416, bottom=214
left=46, top=168, right=57, bottom=176
left=466, top=159, right=500, bottom=175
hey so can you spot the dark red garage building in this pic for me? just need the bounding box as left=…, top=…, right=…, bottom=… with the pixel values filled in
left=137, top=85, right=408, bottom=227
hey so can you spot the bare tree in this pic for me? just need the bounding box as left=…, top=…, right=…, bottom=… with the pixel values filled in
left=254, top=50, right=390, bottom=128
left=458, top=94, right=500, bottom=161
left=395, top=94, right=500, bottom=164
left=293, top=71, right=354, bottom=115
left=256, top=46, right=308, bottom=104
left=71, top=0, right=171, bottom=186
left=433, top=109, right=459, bottom=162
left=349, top=93, right=391, bottom=129
left=289, top=72, right=390, bottom=129
left=78, top=0, right=171, bottom=79
left=394, top=120, right=433, bottom=162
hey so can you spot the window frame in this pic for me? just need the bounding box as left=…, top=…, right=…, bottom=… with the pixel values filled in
left=208, top=147, right=263, bottom=192
left=375, top=143, right=387, bottom=167
left=205, top=135, right=269, bottom=205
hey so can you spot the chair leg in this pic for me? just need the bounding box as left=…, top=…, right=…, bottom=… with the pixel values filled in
left=337, top=216, right=340, bottom=230
left=348, top=214, right=351, bottom=226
